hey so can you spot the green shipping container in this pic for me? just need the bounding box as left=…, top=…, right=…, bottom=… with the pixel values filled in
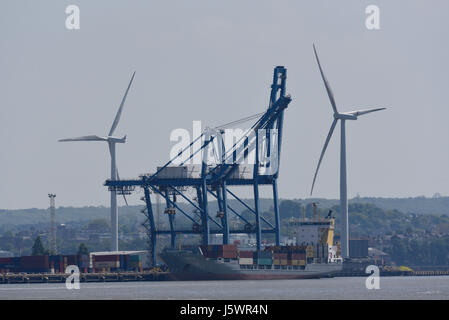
left=128, top=255, right=141, bottom=262
left=256, top=258, right=272, bottom=265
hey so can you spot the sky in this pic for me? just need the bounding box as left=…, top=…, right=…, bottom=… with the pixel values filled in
left=1, top=1, right=448, bottom=209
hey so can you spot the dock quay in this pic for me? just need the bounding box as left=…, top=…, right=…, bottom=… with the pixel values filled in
left=335, top=269, right=449, bottom=277
left=0, top=271, right=169, bottom=284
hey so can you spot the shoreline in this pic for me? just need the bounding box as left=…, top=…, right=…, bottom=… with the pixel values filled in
left=2, top=270, right=449, bottom=284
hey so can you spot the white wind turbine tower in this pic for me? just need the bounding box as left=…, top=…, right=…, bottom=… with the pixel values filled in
left=310, top=45, right=386, bottom=259
left=59, top=71, right=136, bottom=252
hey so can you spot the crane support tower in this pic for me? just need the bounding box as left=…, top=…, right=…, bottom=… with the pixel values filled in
left=106, top=66, right=292, bottom=267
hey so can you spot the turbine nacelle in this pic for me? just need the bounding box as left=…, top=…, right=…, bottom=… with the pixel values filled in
left=334, top=113, right=357, bottom=121
left=107, top=135, right=127, bottom=143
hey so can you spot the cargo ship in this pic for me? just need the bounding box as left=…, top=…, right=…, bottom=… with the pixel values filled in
left=160, top=211, right=344, bottom=280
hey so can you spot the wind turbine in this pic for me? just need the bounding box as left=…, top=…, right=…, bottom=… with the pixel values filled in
left=310, top=44, right=385, bottom=259
left=59, top=71, right=136, bottom=252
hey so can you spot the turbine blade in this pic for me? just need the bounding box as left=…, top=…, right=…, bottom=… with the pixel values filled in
left=313, top=44, right=338, bottom=114
left=345, top=107, right=386, bottom=117
left=310, top=119, right=338, bottom=195
left=58, top=135, right=108, bottom=142
left=109, top=71, right=136, bottom=136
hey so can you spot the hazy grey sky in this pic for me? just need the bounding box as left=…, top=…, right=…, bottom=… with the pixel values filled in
left=1, top=1, right=448, bottom=209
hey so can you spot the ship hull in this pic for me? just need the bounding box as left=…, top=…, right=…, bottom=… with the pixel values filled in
left=166, top=272, right=325, bottom=281
left=160, top=249, right=343, bottom=281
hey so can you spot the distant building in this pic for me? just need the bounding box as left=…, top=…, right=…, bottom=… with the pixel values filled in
left=349, top=239, right=369, bottom=258
left=368, top=247, right=389, bottom=265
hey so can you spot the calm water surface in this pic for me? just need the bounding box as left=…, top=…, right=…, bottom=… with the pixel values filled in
left=1, top=276, right=448, bottom=300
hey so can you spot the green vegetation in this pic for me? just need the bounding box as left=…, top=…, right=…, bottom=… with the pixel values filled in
left=77, top=243, right=89, bottom=255
left=387, top=236, right=449, bottom=266
left=31, top=236, right=49, bottom=256
left=2, top=197, right=449, bottom=266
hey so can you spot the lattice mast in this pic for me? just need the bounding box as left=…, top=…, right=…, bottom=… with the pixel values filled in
left=48, top=193, right=57, bottom=254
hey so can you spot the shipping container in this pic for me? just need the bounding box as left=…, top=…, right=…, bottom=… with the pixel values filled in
left=290, top=253, right=306, bottom=260
left=0, top=257, right=13, bottom=264
left=93, top=254, right=120, bottom=262
left=238, top=251, right=254, bottom=258
left=94, top=261, right=120, bottom=269
left=254, top=251, right=272, bottom=259
left=156, top=166, right=188, bottom=179
left=273, top=253, right=288, bottom=259
left=128, top=254, right=141, bottom=262
left=238, top=258, right=253, bottom=265
left=222, top=251, right=237, bottom=259
left=306, top=245, right=314, bottom=258
left=21, top=255, right=49, bottom=271
left=78, top=254, right=90, bottom=269
left=255, top=258, right=272, bottom=265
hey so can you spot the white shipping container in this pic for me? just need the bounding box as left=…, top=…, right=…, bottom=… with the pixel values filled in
left=238, top=258, right=253, bottom=265
left=156, top=166, right=188, bottom=179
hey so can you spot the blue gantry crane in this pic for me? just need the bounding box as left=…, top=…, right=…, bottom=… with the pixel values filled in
left=105, top=66, right=292, bottom=266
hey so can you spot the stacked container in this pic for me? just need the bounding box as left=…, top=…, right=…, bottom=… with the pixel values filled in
left=200, top=244, right=238, bottom=259
left=0, top=257, right=20, bottom=273
left=127, top=254, right=142, bottom=271
left=306, top=245, right=314, bottom=258
left=49, top=255, right=64, bottom=273
left=254, top=251, right=272, bottom=265
left=273, top=253, right=288, bottom=265
left=64, top=255, right=79, bottom=267
left=218, top=244, right=238, bottom=259
left=92, top=254, right=120, bottom=271
left=238, top=251, right=253, bottom=265
left=290, top=253, right=306, bottom=266
left=20, top=255, right=50, bottom=273
left=78, top=254, right=90, bottom=272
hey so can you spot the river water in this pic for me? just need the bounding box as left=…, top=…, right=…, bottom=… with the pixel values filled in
left=0, top=276, right=448, bottom=300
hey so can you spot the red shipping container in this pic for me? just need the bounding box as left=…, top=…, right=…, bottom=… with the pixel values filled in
left=273, top=253, right=288, bottom=259
left=239, top=251, right=254, bottom=258
left=21, top=255, right=49, bottom=269
left=93, top=255, right=120, bottom=262
left=291, top=253, right=306, bottom=260
left=0, top=257, right=13, bottom=264
left=222, top=251, right=238, bottom=259
left=221, top=244, right=237, bottom=251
